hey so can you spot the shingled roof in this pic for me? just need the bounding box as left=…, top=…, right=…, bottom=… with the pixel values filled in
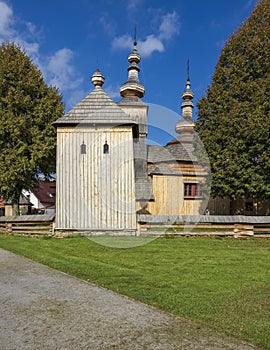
left=117, top=97, right=148, bottom=107
left=135, top=178, right=154, bottom=201
left=165, top=140, right=197, bottom=162
left=54, top=86, right=138, bottom=127
left=147, top=136, right=198, bottom=164
left=54, top=69, right=139, bottom=127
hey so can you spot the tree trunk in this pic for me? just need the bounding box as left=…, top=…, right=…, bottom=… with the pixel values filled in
left=12, top=194, right=20, bottom=216
left=12, top=202, right=20, bottom=216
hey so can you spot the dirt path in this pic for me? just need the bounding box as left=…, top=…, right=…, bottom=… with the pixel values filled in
left=0, top=248, right=259, bottom=350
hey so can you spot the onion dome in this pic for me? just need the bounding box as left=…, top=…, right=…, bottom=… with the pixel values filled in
left=120, top=38, right=145, bottom=98
left=91, top=69, right=105, bottom=87
left=175, top=71, right=195, bottom=136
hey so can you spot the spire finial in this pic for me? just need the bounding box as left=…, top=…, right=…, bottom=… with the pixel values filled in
left=187, top=58, right=190, bottom=81
left=175, top=62, right=195, bottom=136
left=134, top=25, right=137, bottom=47
left=119, top=26, right=145, bottom=99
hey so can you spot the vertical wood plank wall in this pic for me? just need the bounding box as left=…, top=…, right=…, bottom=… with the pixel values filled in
left=56, top=126, right=136, bottom=231
left=147, top=175, right=207, bottom=215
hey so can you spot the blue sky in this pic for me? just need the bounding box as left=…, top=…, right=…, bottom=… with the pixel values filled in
left=0, top=0, right=258, bottom=144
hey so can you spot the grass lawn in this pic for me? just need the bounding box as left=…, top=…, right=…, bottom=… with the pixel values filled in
left=0, top=234, right=269, bottom=349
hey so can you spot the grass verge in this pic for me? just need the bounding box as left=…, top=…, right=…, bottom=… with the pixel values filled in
left=0, top=234, right=269, bottom=349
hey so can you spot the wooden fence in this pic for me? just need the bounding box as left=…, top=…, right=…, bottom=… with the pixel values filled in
left=137, top=215, right=270, bottom=237
left=0, top=214, right=269, bottom=237
left=0, top=215, right=55, bottom=236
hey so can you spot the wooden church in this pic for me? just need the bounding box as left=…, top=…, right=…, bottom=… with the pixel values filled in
left=54, top=40, right=208, bottom=234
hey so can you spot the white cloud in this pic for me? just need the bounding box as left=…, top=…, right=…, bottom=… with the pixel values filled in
left=16, top=38, right=39, bottom=55
left=112, top=34, right=164, bottom=57
left=0, top=1, right=82, bottom=97
left=0, top=1, right=41, bottom=68
left=112, top=11, right=180, bottom=58
left=112, top=34, right=133, bottom=50
left=138, top=35, right=164, bottom=57
left=159, top=11, right=180, bottom=40
left=46, top=48, right=83, bottom=91
left=99, top=14, right=116, bottom=36
left=0, top=1, right=14, bottom=39
left=25, top=21, right=37, bottom=36
left=0, top=2, right=42, bottom=68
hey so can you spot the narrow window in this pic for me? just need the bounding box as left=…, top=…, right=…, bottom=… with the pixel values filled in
left=103, top=141, right=109, bottom=154
left=81, top=141, right=86, bottom=154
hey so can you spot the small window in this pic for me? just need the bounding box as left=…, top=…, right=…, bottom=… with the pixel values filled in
left=184, top=183, right=203, bottom=198
left=81, top=142, right=86, bottom=154
left=103, top=141, right=109, bottom=154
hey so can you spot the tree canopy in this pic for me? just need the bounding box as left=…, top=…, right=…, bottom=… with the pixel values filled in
left=0, top=42, right=64, bottom=209
left=196, top=0, right=270, bottom=200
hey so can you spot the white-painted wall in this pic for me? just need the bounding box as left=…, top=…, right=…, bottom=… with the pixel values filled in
left=22, top=190, right=40, bottom=209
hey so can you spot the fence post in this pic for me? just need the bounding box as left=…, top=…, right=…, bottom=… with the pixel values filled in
left=6, top=223, right=12, bottom=233
left=233, top=224, right=254, bottom=237
left=51, top=222, right=55, bottom=235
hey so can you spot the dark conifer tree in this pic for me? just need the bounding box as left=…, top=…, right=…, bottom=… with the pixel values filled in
left=196, top=0, right=270, bottom=201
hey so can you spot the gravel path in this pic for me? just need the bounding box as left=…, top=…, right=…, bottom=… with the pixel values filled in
left=0, top=248, right=259, bottom=350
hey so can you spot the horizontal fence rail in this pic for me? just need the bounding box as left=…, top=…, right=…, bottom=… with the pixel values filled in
left=137, top=214, right=270, bottom=224
left=0, top=215, right=55, bottom=236
left=137, top=215, right=270, bottom=237
left=0, top=214, right=269, bottom=237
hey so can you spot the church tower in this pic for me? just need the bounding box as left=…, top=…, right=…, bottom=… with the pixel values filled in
left=175, top=61, right=195, bottom=142
left=146, top=64, right=207, bottom=216
left=54, top=69, right=137, bottom=234
left=118, top=35, right=154, bottom=206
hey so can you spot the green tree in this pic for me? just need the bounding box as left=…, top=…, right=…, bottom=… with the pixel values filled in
left=196, top=0, right=270, bottom=202
left=0, top=42, right=64, bottom=214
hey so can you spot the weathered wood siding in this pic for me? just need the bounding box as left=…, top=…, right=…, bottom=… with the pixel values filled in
left=147, top=175, right=207, bottom=215
left=56, top=126, right=136, bottom=231
left=207, top=197, right=231, bottom=215
left=208, top=197, right=270, bottom=215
